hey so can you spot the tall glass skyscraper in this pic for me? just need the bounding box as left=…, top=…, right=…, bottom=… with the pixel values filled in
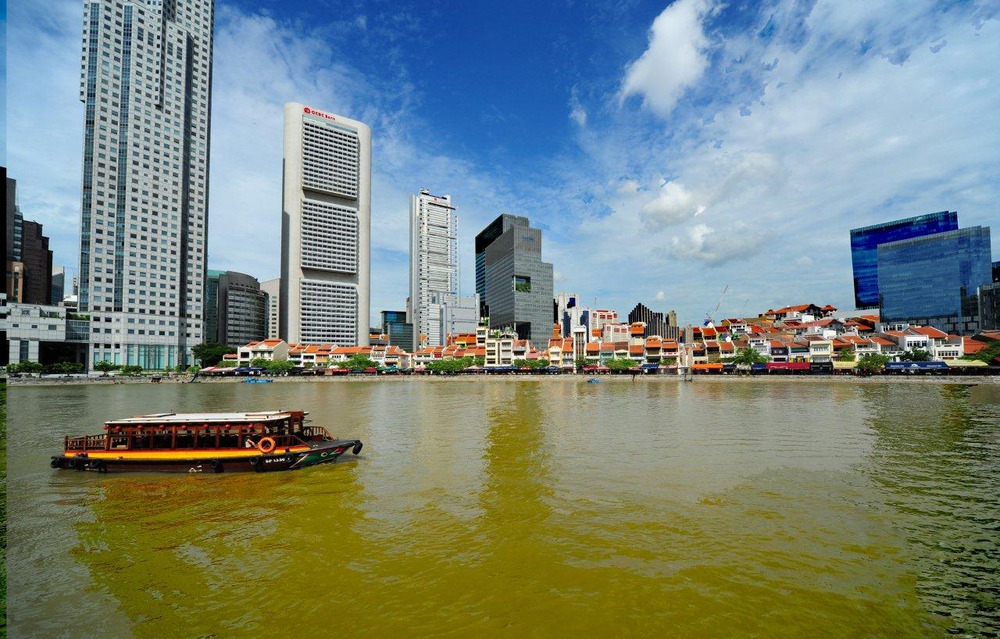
left=78, top=0, right=215, bottom=369
left=849, top=211, right=958, bottom=309
left=877, top=226, right=992, bottom=331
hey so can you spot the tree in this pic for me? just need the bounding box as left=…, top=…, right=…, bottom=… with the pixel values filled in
left=575, top=356, right=589, bottom=372
left=10, top=361, right=44, bottom=377
left=119, top=365, right=143, bottom=376
left=250, top=357, right=270, bottom=369
left=45, top=362, right=84, bottom=375
left=191, top=342, right=237, bottom=367
left=962, top=340, right=1000, bottom=364
left=264, top=360, right=296, bottom=375
left=731, top=347, right=768, bottom=365
left=899, top=349, right=932, bottom=362
left=606, top=357, right=639, bottom=372
left=93, top=360, right=119, bottom=376
left=856, top=353, right=890, bottom=376
left=835, top=346, right=856, bottom=362
left=339, top=354, right=378, bottom=370
left=513, top=358, right=548, bottom=370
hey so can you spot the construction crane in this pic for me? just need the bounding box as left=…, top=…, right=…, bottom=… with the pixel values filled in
left=704, top=284, right=729, bottom=327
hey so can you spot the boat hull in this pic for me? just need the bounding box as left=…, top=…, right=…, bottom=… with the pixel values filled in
left=52, top=440, right=363, bottom=474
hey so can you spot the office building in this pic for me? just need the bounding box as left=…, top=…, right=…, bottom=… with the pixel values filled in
left=476, top=214, right=553, bottom=344
left=77, top=0, right=215, bottom=369
left=51, top=267, right=67, bottom=306
left=409, top=190, right=459, bottom=346
left=20, top=221, right=53, bottom=306
left=434, top=292, right=480, bottom=344
left=980, top=282, right=1000, bottom=331
left=205, top=270, right=266, bottom=348
left=261, top=278, right=280, bottom=339
left=554, top=293, right=590, bottom=338
left=280, top=102, right=371, bottom=346
left=850, top=211, right=958, bottom=309
left=381, top=309, right=414, bottom=352
left=877, top=226, right=992, bottom=333
left=628, top=302, right=678, bottom=339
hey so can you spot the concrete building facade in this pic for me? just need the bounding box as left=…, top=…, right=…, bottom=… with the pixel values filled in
left=280, top=102, right=371, bottom=347
left=409, top=190, right=459, bottom=347
left=77, top=0, right=215, bottom=369
left=261, top=278, right=280, bottom=339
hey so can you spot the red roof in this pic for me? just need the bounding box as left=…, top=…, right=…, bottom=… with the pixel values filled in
left=911, top=326, right=948, bottom=339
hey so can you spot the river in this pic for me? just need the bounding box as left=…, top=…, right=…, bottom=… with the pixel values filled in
left=6, top=378, right=1000, bottom=637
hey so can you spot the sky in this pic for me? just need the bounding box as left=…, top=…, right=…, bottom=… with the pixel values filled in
left=5, top=0, right=1000, bottom=326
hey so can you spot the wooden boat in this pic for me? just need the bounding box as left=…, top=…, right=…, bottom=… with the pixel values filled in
left=51, top=410, right=363, bottom=473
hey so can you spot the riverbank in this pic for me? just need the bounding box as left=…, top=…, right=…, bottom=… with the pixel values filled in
left=7, top=372, right=999, bottom=387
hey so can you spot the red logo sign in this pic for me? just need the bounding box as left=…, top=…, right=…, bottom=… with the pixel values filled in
left=303, top=107, right=336, bottom=121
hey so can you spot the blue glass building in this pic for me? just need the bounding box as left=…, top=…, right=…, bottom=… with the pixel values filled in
left=850, top=211, right=958, bottom=309
left=877, top=226, right=992, bottom=329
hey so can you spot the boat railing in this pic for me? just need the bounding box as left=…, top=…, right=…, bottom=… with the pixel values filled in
left=65, top=434, right=106, bottom=452
left=300, top=425, right=332, bottom=440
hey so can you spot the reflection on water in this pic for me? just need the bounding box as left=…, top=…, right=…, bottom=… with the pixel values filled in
left=862, top=384, right=1000, bottom=636
left=6, top=379, right=1000, bottom=637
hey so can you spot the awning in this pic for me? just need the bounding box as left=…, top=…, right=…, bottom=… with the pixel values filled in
left=945, top=359, right=987, bottom=367
left=692, top=363, right=723, bottom=371
left=833, top=361, right=857, bottom=369
left=767, top=362, right=810, bottom=370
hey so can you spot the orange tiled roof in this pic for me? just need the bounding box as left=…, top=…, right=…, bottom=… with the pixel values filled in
left=911, top=326, right=948, bottom=339
left=629, top=345, right=644, bottom=354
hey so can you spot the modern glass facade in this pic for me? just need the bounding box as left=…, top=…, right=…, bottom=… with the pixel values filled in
left=850, top=211, right=958, bottom=309
left=877, top=226, right=992, bottom=326
left=479, top=215, right=554, bottom=345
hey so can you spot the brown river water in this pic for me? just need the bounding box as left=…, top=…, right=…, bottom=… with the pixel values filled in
left=6, top=378, right=1000, bottom=637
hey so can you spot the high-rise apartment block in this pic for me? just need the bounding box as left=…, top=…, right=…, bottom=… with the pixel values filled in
left=475, top=214, right=553, bottom=345
left=280, top=102, right=370, bottom=347
left=78, top=0, right=215, bottom=368
left=850, top=211, right=958, bottom=309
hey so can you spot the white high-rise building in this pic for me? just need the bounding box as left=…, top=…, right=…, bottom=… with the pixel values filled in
left=78, top=0, right=214, bottom=369
left=280, top=103, right=371, bottom=346
left=260, top=278, right=280, bottom=340
left=408, top=190, right=462, bottom=347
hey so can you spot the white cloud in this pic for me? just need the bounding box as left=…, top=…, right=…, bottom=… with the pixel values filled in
left=654, top=291, right=666, bottom=301
left=640, top=181, right=704, bottom=229
left=620, top=0, right=715, bottom=117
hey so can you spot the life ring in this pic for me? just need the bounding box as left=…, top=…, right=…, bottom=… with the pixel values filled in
left=257, top=437, right=276, bottom=454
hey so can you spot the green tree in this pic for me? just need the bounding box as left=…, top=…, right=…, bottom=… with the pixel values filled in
left=217, top=360, right=238, bottom=368
left=575, top=356, right=589, bottom=372
left=899, top=348, right=932, bottom=362
left=250, top=357, right=270, bottom=369
left=606, top=357, right=639, bottom=372
left=119, top=365, right=144, bottom=376
left=264, top=360, right=296, bottom=375
left=93, top=360, right=119, bottom=376
left=513, top=358, right=548, bottom=370
left=835, top=346, right=856, bottom=362
left=191, top=342, right=237, bottom=367
left=962, top=340, right=1000, bottom=364
left=426, top=357, right=477, bottom=373
left=339, top=354, right=378, bottom=370
left=856, top=353, right=890, bottom=376
left=731, top=347, right=768, bottom=365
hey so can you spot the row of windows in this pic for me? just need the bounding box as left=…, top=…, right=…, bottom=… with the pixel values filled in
left=302, top=120, right=359, bottom=199
left=300, top=280, right=358, bottom=345
left=300, top=200, right=357, bottom=273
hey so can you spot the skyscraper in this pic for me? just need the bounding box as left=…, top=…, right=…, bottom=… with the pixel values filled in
left=877, top=226, right=992, bottom=333
left=476, top=214, right=553, bottom=345
left=849, top=211, right=958, bottom=309
left=409, top=190, right=458, bottom=347
left=78, top=0, right=215, bottom=368
left=260, top=278, right=280, bottom=339
left=280, top=102, right=371, bottom=346
left=204, top=270, right=267, bottom=348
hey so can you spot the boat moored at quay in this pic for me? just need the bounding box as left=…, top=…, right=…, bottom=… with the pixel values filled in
left=51, top=410, right=363, bottom=473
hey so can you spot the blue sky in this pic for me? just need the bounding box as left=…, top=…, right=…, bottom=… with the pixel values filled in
left=5, top=0, right=999, bottom=325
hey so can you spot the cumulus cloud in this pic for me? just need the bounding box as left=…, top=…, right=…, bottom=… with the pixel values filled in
left=654, top=291, right=666, bottom=301
left=620, top=0, right=715, bottom=117
left=669, top=223, right=769, bottom=266
left=640, top=181, right=704, bottom=229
